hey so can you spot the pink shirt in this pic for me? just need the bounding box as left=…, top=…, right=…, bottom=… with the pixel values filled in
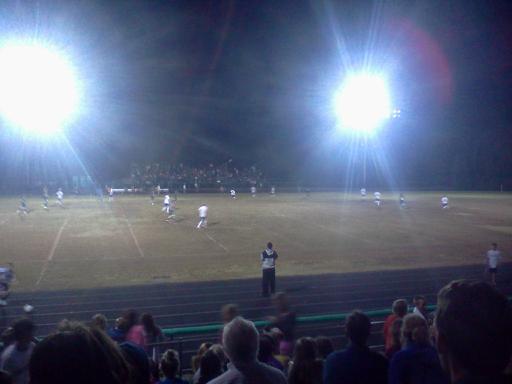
left=126, top=325, right=146, bottom=347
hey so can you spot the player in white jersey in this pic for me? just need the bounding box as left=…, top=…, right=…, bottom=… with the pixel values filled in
left=399, top=193, right=406, bottom=208
left=56, top=188, right=64, bottom=207
left=17, top=196, right=29, bottom=217
left=230, top=189, right=237, bottom=199
left=162, top=194, right=170, bottom=214
left=251, top=186, right=256, bottom=197
left=108, top=187, right=114, bottom=202
left=270, top=186, right=276, bottom=195
left=374, top=191, right=381, bottom=207
left=197, top=204, right=208, bottom=229
left=360, top=188, right=367, bottom=198
left=150, top=188, right=156, bottom=205
left=182, top=183, right=187, bottom=194
left=441, top=195, right=449, bottom=209
left=486, top=242, right=501, bottom=286
left=165, top=199, right=177, bottom=221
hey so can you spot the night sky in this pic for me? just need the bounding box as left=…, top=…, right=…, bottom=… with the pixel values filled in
left=0, top=0, right=511, bottom=189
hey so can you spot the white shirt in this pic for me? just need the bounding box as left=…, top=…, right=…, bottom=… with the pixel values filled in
left=56, top=191, right=63, bottom=200
left=230, top=189, right=236, bottom=196
left=198, top=205, right=208, bottom=218
left=487, top=249, right=501, bottom=268
left=441, top=196, right=449, bottom=205
left=251, top=187, right=256, bottom=193
left=271, top=187, right=275, bottom=194
left=374, top=192, right=381, bottom=199
left=361, top=188, right=366, bottom=196
left=164, top=195, right=170, bottom=205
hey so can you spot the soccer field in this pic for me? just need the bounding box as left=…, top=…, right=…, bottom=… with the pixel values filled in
left=0, top=192, right=511, bottom=291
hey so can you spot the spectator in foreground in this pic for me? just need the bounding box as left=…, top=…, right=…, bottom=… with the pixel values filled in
left=383, top=299, right=408, bottom=355
left=385, top=318, right=403, bottom=360
left=109, top=317, right=128, bottom=343
left=196, top=349, right=223, bottom=384
left=0, top=370, right=12, bottom=384
left=159, top=349, right=187, bottom=384
left=412, top=295, right=430, bottom=323
left=91, top=313, right=108, bottom=332
left=389, top=314, right=448, bottom=384
left=208, top=317, right=287, bottom=384
left=324, top=310, right=388, bottom=384
left=219, top=304, right=239, bottom=343
left=141, top=313, right=163, bottom=357
left=123, top=310, right=146, bottom=348
left=0, top=318, right=35, bottom=384
left=288, top=337, right=323, bottom=384
left=28, top=323, right=130, bottom=384
left=265, top=328, right=290, bottom=370
left=120, top=341, right=151, bottom=384
left=434, top=280, right=512, bottom=384
left=191, top=342, right=212, bottom=374
left=269, top=292, right=296, bottom=356
left=258, top=334, right=284, bottom=371
left=315, top=336, right=334, bottom=360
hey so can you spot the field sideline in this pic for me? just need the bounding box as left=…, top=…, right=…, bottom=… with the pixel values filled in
left=0, top=192, right=511, bottom=291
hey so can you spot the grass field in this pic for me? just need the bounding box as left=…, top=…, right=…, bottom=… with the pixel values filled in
left=0, top=192, right=511, bottom=291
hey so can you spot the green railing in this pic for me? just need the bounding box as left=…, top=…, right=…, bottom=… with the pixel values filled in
left=162, top=305, right=439, bottom=338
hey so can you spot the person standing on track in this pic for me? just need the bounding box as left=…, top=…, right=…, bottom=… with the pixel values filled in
left=261, top=242, right=278, bottom=297
left=486, top=242, right=501, bottom=286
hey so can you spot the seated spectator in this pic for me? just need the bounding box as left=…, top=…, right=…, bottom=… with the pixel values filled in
left=265, top=328, right=290, bottom=370
left=123, top=310, right=146, bottom=348
left=159, top=349, right=187, bottom=384
left=324, top=310, right=388, bottom=384
left=91, top=313, right=108, bottom=332
left=258, top=334, right=284, bottom=371
left=120, top=341, right=151, bottom=384
left=434, top=280, right=512, bottom=384
left=141, top=313, right=163, bottom=357
left=197, top=349, right=223, bottom=384
left=383, top=299, right=408, bottom=355
left=191, top=342, right=212, bottom=374
left=389, top=314, right=448, bottom=384
left=0, top=318, right=35, bottom=384
left=315, top=336, right=334, bottom=360
left=208, top=317, right=287, bottom=384
left=269, top=292, right=296, bottom=356
left=385, top=318, right=403, bottom=360
left=0, top=370, right=12, bottom=384
left=108, top=317, right=127, bottom=343
left=28, top=323, right=130, bottom=384
left=192, top=344, right=226, bottom=384
left=209, top=344, right=227, bottom=372
left=288, top=337, right=323, bottom=384
left=412, top=295, right=430, bottom=323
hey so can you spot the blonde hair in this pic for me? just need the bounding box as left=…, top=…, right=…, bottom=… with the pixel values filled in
left=401, top=314, right=430, bottom=346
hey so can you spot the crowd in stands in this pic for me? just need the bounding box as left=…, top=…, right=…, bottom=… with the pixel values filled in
left=126, top=161, right=266, bottom=191
left=0, top=279, right=511, bottom=384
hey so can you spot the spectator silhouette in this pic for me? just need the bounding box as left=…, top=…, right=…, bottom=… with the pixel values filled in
left=288, top=337, right=323, bottom=384
left=0, top=318, right=35, bottom=384
left=159, top=349, right=187, bottom=384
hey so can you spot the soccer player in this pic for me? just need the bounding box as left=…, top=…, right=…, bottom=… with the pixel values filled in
left=399, top=193, right=406, bottom=208
left=251, top=186, right=256, bottom=197
left=42, top=186, right=49, bottom=210
left=166, top=199, right=177, bottom=221
left=441, top=195, right=449, bottom=209
left=108, top=187, right=114, bottom=202
left=360, top=188, right=367, bottom=198
left=17, top=196, right=29, bottom=217
left=197, top=204, right=208, bottom=229
left=56, top=188, right=64, bottom=207
left=162, top=194, right=170, bottom=215
left=486, top=242, right=501, bottom=286
left=270, top=186, right=276, bottom=195
left=150, top=188, right=156, bottom=205
left=374, top=191, right=381, bottom=207
left=182, top=183, right=187, bottom=194
left=230, top=188, right=236, bottom=199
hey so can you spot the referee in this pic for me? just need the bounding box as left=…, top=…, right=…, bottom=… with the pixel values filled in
left=261, top=242, right=278, bottom=297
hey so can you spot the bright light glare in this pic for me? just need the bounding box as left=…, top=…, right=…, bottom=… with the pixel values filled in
left=333, top=73, right=391, bottom=135
left=0, top=42, right=80, bottom=136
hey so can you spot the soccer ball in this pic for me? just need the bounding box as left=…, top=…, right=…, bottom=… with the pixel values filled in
left=23, top=304, right=34, bottom=313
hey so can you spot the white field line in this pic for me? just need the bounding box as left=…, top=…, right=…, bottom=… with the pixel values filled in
left=126, top=217, right=145, bottom=258
left=36, top=218, right=68, bottom=286
left=205, top=232, right=229, bottom=252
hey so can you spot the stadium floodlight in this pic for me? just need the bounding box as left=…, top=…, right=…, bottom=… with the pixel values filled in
left=0, top=41, right=80, bottom=137
left=333, top=72, right=391, bottom=136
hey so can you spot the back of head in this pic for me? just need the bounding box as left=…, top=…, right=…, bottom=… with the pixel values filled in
left=435, top=280, right=512, bottom=376
left=12, top=318, right=34, bottom=343
left=29, top=324, right=130, bottom=384
left=91, top=314, right=107, bottom=331
left=140, top=313, right=156, bottom=333
left=293, top=337, right=317, bottom=362
left=122, top=309, right=139, bottom=330
left=160, top=349, right=180, bottom=379
left=401, top=314, right=430, bottom=346
left=273, top=292, right=289, bottom=313
left=315, top=336, right=334, bottom=359
left=258, top=334, right=274, bottom=361
left=267, top=242, right=273, bottom=250
left=222, top=317, right=259, bottom=365
left=221, top=304, right=239, bottom=324
left=119, top=341, right=150, bottom=384
left=346, top=310, right=371, bottom=346
left=199, top=349, right=223, bottom=383
left=392, top=299, right=408, bottom=317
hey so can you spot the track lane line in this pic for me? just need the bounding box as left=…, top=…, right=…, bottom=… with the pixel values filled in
left=36, top=218, right=68, bottom=286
